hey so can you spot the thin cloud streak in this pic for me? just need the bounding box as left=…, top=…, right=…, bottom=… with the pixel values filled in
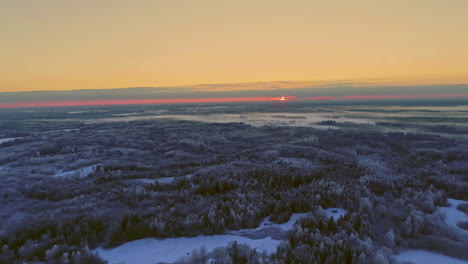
left=304, top=94, right=468, bottom=100
left=0, top=97, right=280, bottom=108
left=2, top=83, right=468, bottom=104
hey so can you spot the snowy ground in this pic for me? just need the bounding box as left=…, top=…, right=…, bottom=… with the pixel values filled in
left=395, top=250, right=468, bottom=264
left=229, top=213, right=309, bottom=239
left=126, top=174, right=193, bottom=185
left=97, top=234, right=279, bottom=264
left=396, top=198, right=468, bottom=264
left=438, top=198, right=468, bottom=233
left=96, top=213, right=308, bottom=264
left=127, top=177, right=176, bottom=185
left=324, top=208, right=347, bottom=221
left=54, top=164, right=99, bottom=178
left=97, top=210, right=349, bottom=264
left=0, top=137, right=21, bottom=144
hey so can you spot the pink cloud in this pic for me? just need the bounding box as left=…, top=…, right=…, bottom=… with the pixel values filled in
left=304, top=93, right=468, bottom=101
left=1, top=94, right=467, bottom=108
left=0, top=97, right=280, bottom=108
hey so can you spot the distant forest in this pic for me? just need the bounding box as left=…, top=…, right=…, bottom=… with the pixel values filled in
left=0, top=116, right=468, bottom=263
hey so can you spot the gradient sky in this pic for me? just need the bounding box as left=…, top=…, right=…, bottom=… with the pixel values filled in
left=2, top=0, right=468, bottom=93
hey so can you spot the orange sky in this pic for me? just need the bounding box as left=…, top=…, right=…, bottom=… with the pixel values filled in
left=1, top=0, right=468, bottom=92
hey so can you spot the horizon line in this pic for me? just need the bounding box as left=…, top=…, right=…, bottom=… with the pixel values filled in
left=1, top=93, right=468, bottom=109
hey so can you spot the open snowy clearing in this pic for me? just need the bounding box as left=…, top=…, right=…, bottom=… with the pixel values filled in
left=395, top=250, right=468, bottom=264
left=54, top=164, right=99, bottom=178
left=96, top=213, right=310, bottom=264
left=96, top=209, right=349, bottom=264
left=97, top=234, right=279, bottom=264
left=126, top=174, right=194, bottom=185
left=229, top=213, right=309, bottom=238
left=325, top=208, right=347, bottom=221
left=0, top=137, right=21, bottom=144
left=396, top=198, right=468, bottom=263
left=438, top=198, right=468, bottom=233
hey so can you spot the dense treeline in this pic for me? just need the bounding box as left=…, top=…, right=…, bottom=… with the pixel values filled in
left=0, top=119, right=467, bottom=263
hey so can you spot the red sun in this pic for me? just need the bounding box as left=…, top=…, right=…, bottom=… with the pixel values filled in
left=279, top=96, right=286, bottom=101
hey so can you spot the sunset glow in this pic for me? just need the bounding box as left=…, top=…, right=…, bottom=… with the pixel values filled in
left=304, top=94, right=468, bottom=101
left=0, top=97, right=278, bottom=108
left=1, top=1, right=468, bottom=93
left=2, top=1, right=468, bottom=262
left=2, top=94, right=468, bottom=108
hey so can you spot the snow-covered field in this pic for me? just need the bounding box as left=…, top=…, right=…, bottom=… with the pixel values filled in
left=396, top=198, right=468, bottom=264
left=97, top=234, right=279, bottom=264
left=126, top=174, right=194, bottom=185
left=54, top=164, right=99, bottom=178
left=96, top=209, right=349, bottom=264
left=96, top=213, right=309, bottom=264
left=438, top=198, right=468, bottom=233
left=0, top=137, right=21, bottom=144
left=325, top=208, right=347, bottom=221
left=395, top=250, right=468, bottom=264
left=230, top=213, right=309, bottom=237
left=127, top=177, right=176, bottom=185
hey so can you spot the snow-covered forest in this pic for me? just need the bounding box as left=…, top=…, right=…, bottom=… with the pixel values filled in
left=0, top=101, right=467, bottom=264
